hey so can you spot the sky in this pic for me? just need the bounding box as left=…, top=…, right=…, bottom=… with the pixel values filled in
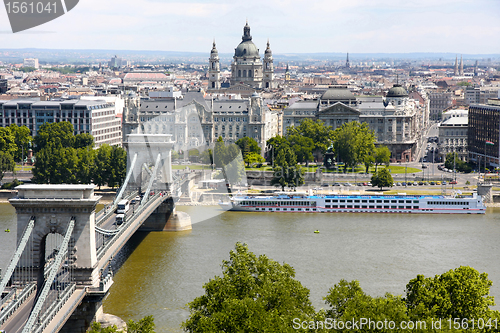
left=1, top=0, right=500, bottom=55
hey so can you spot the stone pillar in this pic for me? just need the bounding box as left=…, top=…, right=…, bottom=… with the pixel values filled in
left=477, top=184, right=493, bottom=203
left=9, top=184, right=101, bottom=286
left=139, top=197, right=191, bottom=232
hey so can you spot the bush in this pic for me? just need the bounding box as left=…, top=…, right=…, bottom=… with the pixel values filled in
left=1, top=179, right=23, bottom=189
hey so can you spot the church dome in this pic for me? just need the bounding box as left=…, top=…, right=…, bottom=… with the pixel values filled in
left=235, top=41, right=260, bottom=58
left=234, top=22, right=260, bottom=58
left=387, top=84, right=408, bottom=97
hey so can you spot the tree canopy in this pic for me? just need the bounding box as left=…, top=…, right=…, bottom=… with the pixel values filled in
left=371, top=168, right=394, bottom=190
left=332, top=121, right=376, bottom=171
left=286, top=119, right=333, bottom=161
left=88, top=315, right=156, bottom=333
left=270, top=145, right=304, bottom=191
left=374, top=146, right=391, bottom=172
left=236, top=137, right=261, bottom=157
left=182, top=243, right=315, bottom=333
left=445, top=152, right=471, bottom=173
left=0, top=151, right=15, bottom=182
left=213, top=137, right=245, bottom=190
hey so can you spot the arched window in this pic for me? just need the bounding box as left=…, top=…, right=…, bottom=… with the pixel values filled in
left=212, top=82, right=215, bottom=88
left=249, top=70, right=252, bottom=77
left=243, top=70, right=247, bottom=78
left=238, top=70, right=241, bottom=77
left=212, top=62, right=215, bottom=70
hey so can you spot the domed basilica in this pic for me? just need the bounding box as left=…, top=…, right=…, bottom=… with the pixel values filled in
left=209, top=22, right=275, bottom=90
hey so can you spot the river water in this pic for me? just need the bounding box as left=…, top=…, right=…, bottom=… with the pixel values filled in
left=1, top=203, right=500, bottom=332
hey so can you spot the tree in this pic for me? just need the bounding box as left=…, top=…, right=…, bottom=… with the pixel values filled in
left=287, top=134, right=314, bottom=167
left=332, top=121, right=376, bottom=172
left=183, top=243, right=315, bottom=332
left=33, top=121, right=74, bottom=153
left=213, top=137, right=245, bottom=191
left=0, top=127, right=17, bottom=157
left=127, top=315, right=156, bottom=333
left=88, top=315, right=156, bottom=333
left=374, top=146, right=391, bottom=172
left=265, top=135, right=289, bottom=165
left=270, top=145, right=304, bottom=191
left=94, top=144, right=112, bottom=189
left=371, top=168, right=393, bottom=190
left=244, top=152, right=265, bottom=167
left=200, top=149, right=213, bottom=165
left=0, top=151, right=15, bottom=182
left=405, top=266, right=495, bottom=321
left=445, top=152, right=471, bottom=173
left=363, top=154, right=375, bottom=174
left=32, top=143, right=78, bottom=184
left=8, top=124, right=32, bottom=162
left=76, top=147, right=95, bottom=184
left=107, top=146, right=127, bottom=188
left=73, top=133, right=94, bottom=149
left=324, top=280, right=409, bottom=332
left=236, top=137, right=261, bottom=159
left=286, top=119, right=333, bottom=162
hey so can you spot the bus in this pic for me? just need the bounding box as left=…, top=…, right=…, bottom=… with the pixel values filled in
left=117, top=199, right=130, bottom=214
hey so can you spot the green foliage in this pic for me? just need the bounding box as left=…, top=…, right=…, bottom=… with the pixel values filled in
left=87, top=322, right=119, bottom=333
left=8, top=124, right=32, bottom=162
left=88, top=315, right=155, bottom=333
left=74, top=133, right=94, bottom=149
left=236, top=136, right=261, bottom=158
left=1, top=178, right=22, bottom=189
left=363, top=154, right=375, bottom=174
left=332, top=121, right=376, bottom=171
left=18, top=66, right=36, bottom=72
left=93, top=144, right=112, bottom=189
left=371, top=168, right=394, bottom=190
left=0, top=151, right=15, bottom=181
left=171, top=150, right=180, bottom=161
left=266, top=135, right=289, bottom=164
left=199, top=149, right=213, bottom=165
left=374, top=145, right=391, bottom=171
left=127, top=315, right=156, bottom=333
left=0, top=127, right=17, bottom=157
left=405, top=266, right=495, bottom=320
left=213, top=137, right=245, bottom=188
left=286, top=119, right=333, bottom=161
left=182, top=243, right=315, bottom=333
left=244, top=152, right=265, bottom=167
left=457, top=81, right=472, bottom=87
left=271, top=145, right=304, bottom=191
left=324, top=279, right=409, bottom=332
left=33, top=121, right=75, bottom=153
left=287, top=134, right=314, bottom=166
left=106, top=146, right=127, bottom=188
left=444, top=152, right=471, bottom=173
left=188, top=149, right=200, bottom=156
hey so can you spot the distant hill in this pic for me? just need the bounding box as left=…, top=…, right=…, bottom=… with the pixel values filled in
left=0, top=48, right=499, bottom=65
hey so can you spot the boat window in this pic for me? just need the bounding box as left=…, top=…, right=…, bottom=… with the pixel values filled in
left=384, top=200, right=389, bottom=203
left=406, top=206, right=412, bottom=209
left=399, top=200, right=404, bottom=203
left=377, top=200, right=382, bottom=203
left=325, top=199, right=331, bottom=203
left=326, top=205, right=331, bottom=208
left=384, top=206, right=389, bottom=209
left=376, top=206, right=382, bottom=209
left=391, top=200, right=397, bottom=203
left=369, top=200, right=375, bottom=203
left=413, top=200, right=418, bottom=203
left=406, top=200, right=412, bottom=204
left=399, top=206, right=404, bottom=209
left=369, top=206, right=374, bottom=209
left=354, top=205, right=360, bottom=208
left=362, top=200, right=367, bottom=203
left=391, top=206, right=397, bottom=209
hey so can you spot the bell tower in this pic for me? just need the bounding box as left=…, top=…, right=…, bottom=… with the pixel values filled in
left=208, top=40, right=221, bottom=90
left=263, top=39, right=274, bottom=89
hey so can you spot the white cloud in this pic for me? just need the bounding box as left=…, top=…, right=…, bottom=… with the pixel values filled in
left=0, top=0, right=498, bottom=54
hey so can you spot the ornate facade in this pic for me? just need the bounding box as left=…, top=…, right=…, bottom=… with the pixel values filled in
left=209, top=22, right=274, bottom=91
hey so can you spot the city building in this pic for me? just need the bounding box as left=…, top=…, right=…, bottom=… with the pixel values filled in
left=428, top=92, right=452, bottom=120
left=0, top=99, right=122, bottom=147
left=23, top=58, right=39, bottom=69
left=209, top=22, right=275, bottom=91
left=438, top=114, right=468, bottom=162
left=282, top=85, right=420, bottom=162
left=122, top=91, right=280, bottom=154
left=468, top=99, right=500, bottom=169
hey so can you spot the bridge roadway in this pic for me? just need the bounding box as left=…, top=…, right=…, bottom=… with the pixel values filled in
left=1, top=191, right=170, bottom=333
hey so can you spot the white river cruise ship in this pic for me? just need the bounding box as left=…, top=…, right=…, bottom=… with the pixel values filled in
left=219, top=192, right=486, bottom=214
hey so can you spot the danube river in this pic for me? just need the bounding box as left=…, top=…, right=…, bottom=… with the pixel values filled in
left=1, top=203, right=500, bottom=332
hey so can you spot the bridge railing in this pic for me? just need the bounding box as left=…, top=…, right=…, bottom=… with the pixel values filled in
left=31, top=283, right=76, bottom=333
left=96, top=191, right=137, bottom=227
left=96, top=192, right=164, bottom=261
left=0, top=283, right=36, bottom=326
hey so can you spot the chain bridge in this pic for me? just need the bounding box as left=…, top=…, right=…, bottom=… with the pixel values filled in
left=0, top=134, right=193, bottom=333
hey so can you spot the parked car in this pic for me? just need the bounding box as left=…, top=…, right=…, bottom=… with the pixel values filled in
left=422, top=164, right=428, bottom=169
left=396, top=182, right=402, bottom=186
left=450, top=180, right=457, bottom=184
